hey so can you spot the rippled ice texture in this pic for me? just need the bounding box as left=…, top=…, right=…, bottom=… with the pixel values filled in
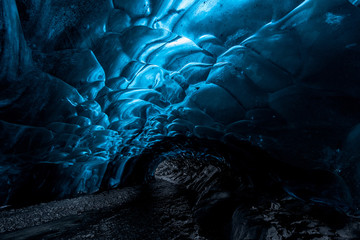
left=1, top=0, right=360, bottom=213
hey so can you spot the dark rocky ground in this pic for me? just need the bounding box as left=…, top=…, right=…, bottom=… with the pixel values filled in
left=0, top=179, right=205, bottom=240
left=1, top=158, right=360, bottom=240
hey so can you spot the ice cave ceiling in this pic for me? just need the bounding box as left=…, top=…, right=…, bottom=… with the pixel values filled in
left=1, top=0, right=360, bottom=215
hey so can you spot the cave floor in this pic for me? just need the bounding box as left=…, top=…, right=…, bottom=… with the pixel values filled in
left=0, top=179, right=206, bottom=240
left=1, top=175, right=360, bottom=240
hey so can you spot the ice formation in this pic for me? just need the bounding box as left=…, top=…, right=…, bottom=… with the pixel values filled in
left=1, top=0, right=360, bottom=215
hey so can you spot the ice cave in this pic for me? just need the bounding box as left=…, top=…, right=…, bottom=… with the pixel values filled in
left=1, top=0, right=360, bottom=239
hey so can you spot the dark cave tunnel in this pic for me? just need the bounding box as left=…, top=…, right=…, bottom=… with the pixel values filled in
left=1, top=0, right=360, bottom=239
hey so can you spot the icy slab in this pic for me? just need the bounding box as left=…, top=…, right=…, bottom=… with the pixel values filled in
left=1, top=0, right=360, bottom=216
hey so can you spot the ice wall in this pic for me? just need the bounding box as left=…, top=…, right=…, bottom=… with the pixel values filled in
left=1, top=0, right=360, bottom=214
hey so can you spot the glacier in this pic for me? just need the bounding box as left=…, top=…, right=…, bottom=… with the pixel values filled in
left=1, top=0, right=360, bottom=216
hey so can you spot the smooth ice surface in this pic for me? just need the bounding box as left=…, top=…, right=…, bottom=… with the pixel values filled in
left=1, top=0, right=360, bottom=214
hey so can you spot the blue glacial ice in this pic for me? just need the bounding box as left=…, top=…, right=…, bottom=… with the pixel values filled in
left=1, top=0, right=360, bottom=214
